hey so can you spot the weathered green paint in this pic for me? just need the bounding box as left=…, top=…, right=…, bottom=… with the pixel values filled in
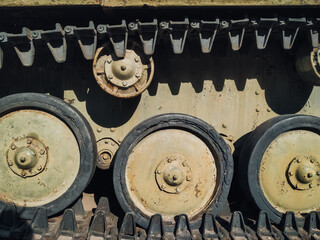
left=0, top=0, right=319, bottom=7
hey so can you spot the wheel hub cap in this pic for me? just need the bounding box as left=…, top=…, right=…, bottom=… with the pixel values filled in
left=155, top=154, right=191, bottom=193
left=7, top=137, right=47, bottom=177
left=287, top=156, right=320, bottom=190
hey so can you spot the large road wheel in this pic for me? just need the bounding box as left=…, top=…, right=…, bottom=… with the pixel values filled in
left=239, top=114, right=320, bottom=224
left=113, top=113, right=233, bottom=228
left=0, top=93, right=96, bottom=219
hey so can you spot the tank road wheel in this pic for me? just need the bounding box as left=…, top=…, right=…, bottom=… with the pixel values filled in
left=93, top=42, right=154, bottom=98
left=295, top=44, right=320, bottom=86
left=113, top=114, right=233, bottom=228
left=0, top=93, right=96, bottom=219
left=239, top=115, right=320, bottom=224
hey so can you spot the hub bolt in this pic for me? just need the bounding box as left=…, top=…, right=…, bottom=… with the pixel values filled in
left=167, top=158, right=172, bottom=163
left=37, top=165, right=42, bottom=171
left=108, top=75, right=113, bottom=80
left=160, top=184, right=166, bottom=190
left=40, top=149, right=45, bottom=155
left=20, top=157, right=26, bottom=163
left=107, top=59, right=112, bottom=64
left=27, top=139, right=32, bottom=144
left=121, top=65, right=127, bottom=71
left=186, top=176, right=191, bottom=181
left=157, top=169, right=162, bottom=174
left=134, top=57, right=139, bottom=63
left=21, top=171, right=26, bottom=177
left=8, top=161, right=13, bottom=166
left=297, top=159, right=301, bottom=163
left=172, top=175, right=178, bottom=181
left=310, top=183, right=313, bottom=188
left=310, top=158, right=315, bottom=163
left=11, top=145, right=16, bottom=150
left=289, top=171, right=293, bottom=176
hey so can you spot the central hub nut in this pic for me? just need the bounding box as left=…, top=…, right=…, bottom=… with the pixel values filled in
left=155, top=154, right=192, bottom=194
left=14, top=147, right=38, bottom=169
left=163, top=167, right=185, bottom=186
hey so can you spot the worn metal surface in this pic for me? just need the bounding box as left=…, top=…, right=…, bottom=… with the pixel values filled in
left=260, top=130, right=320, bottom=213
left=0, top=109, right=80, bottom=207
left=125, top=129, right=217, bottom=221
left=0, top=0, right=319, bottom=7
left=93, top=43, right=154, bottom=98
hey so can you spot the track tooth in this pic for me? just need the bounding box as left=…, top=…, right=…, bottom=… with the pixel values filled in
left=227, top=19, right=249, bottom=51
left=105, top=20, right=128, bottom=58
left=280, top=18, right=306, bottom=50
left=230, top=211, right=250, bottom=240
left=41, top=23, right=67, bottom=63
left=0, top=203, right=18, bottom=227
left=119, top=213, right=137, bottom=239
left=88, top=210, right=106, bottom=240
left=307, top=212, right=320, bottom=240
left=257, top=211, right=275, bottom=240
left=253, top=17, right=278, bottom=50
left=71, top=197, right=85, bottom=217
left=136, top=19, right=158, bottom=55
left=97, top=197, right=111, bottom=213
left=65, top=21, right=97, bottom=60
left=202, top=213, right=220, bottom=240
left=147, top=214, right=163, bottom=240
left=282, top=212, right=302, bottom=240
left=175, top=214, right=192, bottom=240
left=31, top=208, right=49, bottom=235
left=56, top=209, right=77, bottom=239
left=6, top=27, right=35, bottom=66
left=307, top=18, right=320, bottom=48
left=161, top=18, right=189, bottom=54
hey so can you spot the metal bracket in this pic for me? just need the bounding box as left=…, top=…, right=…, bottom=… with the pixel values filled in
left=190, top=19, right=220, bottom=53
left=97, top=20, right=128, bottom=58
left=230, top=211, right=250, bottom=240
left=33, top=23, right=67, bottom=63
left=280, top=18, right=306, bottom=50
left=160, top=18, right=189, bottom=54
left=307, top=18, right=320, bottom=48
left=225, top=18, right=249, bottom=51
left=282, top=212, right=302, bottom=240
left=257, top=211, right=276, bottom=240
left=0, top=28, right=35, bottom=66
left=251, top=17, right=278, bottom=49
left=64, top=21, right=97, bottom=60
left=202, top=213, right=221, bottom=240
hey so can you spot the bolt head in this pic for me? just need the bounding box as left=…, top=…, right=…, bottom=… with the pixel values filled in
left=122, top=82, right=128, bottom=87
left=0, top=35, right=4, bottom=41
left=310, top=183, right=313, bottom=188
left=310, top=158, right=315, bottom=163
left=160, top=22, right=167, bottom=28
left=27, top=139, right=32, bottom=144
left=167, top=158, right=172, bottom=163
left=157, top=169, right=162, bottom=174
left=289, top=171, right=293, bottom=176
left=37, top=165, right=42, bottom=171
left=128, top=22, right=136, bottom=30
left=32, top=32, right=39, bottom=38
left=108, top=75, right=113, bottom=80
left=11, top=145, right=16, bottom=150
left=186, top=176, right=191, bottom=181
left=297, top=159, right=301, bottom=163
left=160, top=184, right=166, bottom=190
left=40, top=149, right=45, bottom=155
left=134, top=58, right=139, bottom=63
left=97, top=25, right=105, bottom=33
left=8, top=161, right=13, bottom=166
left=64, top=26, right=72, bottom=33
left=21, top=171, right=26, bottom=177
left=107, top=59, right=112, bottom=64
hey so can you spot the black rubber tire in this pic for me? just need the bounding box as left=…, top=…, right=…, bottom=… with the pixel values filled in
left=113, top=113, right=234, bottom=229
left=0, top=93, right=97, bottom=219
left=239, top=114, right=320, bottom=224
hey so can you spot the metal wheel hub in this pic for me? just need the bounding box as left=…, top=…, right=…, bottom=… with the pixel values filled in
left=7, top=137, right=47, bottom=178
left=155, top=154, right=191, bottom=194
left=93, top=42, right=154, bottom=98
left=287, top=156, right=320, bottom=190
left=96, top=138, right=119, bottom=170
left=105, top=53, right=142, bottom=88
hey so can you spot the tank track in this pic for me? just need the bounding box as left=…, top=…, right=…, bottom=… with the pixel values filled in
left=1, top=14, right=320, bottom=240
left=0, top=17, right=319, bottom=68
left=0, top=196, right=319, bottom=240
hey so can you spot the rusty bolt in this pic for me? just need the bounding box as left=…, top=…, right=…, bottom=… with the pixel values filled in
left=8, top=161, right=13, bottom=166
left=21, top=171, right=26, bottom=177
left=27, top=139, right=32, bottom=144
left=37, top=165, right=42, bottom=171
left=108, top=75, right=113, bottom=80
left=288, top=171, right=293, bottom=176
left=40, top=149, right=45, bottom=155
left=11, top=144, right=16, bottom=150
